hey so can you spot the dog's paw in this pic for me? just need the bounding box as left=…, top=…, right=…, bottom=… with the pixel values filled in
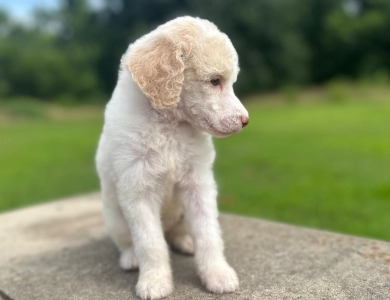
left=169, top=234, right=194, bottom=255
left=119, top=248, right=139, bottom=271
left=200, top=263, right=239, bottom=294
left=136, top=272, right=173, bottom=300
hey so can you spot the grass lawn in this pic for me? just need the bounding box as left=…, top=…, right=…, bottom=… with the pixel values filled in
left=216, top=101, right=390, bottom=240
left=0, top=104, right=103, bottom=210
left=1, top=84, right=390, bottom=240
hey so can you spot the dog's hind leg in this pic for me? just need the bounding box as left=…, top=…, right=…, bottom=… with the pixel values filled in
left=165, top=214, right=194, bottom=255
left=101, top=179, right=138, bottom=270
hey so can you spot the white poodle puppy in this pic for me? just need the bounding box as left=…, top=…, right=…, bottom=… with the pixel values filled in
left=96, top=16, right=249, bottom=300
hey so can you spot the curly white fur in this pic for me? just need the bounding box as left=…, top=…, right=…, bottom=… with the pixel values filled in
left=96, top=16, right=249, bottom=300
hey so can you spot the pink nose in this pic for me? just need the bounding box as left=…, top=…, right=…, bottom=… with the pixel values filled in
left=241, top=115, right=249, bottom=128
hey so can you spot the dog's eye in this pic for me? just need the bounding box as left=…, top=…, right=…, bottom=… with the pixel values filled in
left=210, top=79, right=220, bottom=86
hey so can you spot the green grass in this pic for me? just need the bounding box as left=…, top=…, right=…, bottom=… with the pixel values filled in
left=1, top=86, right=390, bottom=240
left=215, top=101, right=390, bottom=240
left=0, top=104, right=103, bottom=210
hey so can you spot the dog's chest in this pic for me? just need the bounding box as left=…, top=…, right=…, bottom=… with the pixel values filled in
left=151, top=124, right=212, bottom=182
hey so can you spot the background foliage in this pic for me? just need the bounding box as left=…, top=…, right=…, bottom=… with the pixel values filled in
left=1, top=0, right=390, bottom=101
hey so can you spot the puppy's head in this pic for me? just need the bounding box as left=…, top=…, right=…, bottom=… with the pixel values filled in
left=124, top=16, right=249, bottom=137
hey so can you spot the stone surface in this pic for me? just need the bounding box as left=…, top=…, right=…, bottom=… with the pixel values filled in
left=0, top=193, right=389, bottom=300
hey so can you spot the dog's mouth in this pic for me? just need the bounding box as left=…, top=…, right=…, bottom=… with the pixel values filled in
left=187, top=114, right=242, bottom=138
left=207, top=125, right=241, bottom=138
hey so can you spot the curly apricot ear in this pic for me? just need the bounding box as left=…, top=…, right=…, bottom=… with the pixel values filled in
left=126, top=36, right=185, bottom=109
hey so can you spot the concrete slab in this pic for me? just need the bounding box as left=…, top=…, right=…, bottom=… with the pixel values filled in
left=0, top=193, right=389, bottom=300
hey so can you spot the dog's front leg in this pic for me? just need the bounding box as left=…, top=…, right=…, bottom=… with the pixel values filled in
left=177, top=168, right=239, bottom=294
left=118, top=177, right=173, bottom=300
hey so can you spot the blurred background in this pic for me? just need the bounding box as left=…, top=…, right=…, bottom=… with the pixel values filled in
left=0, top=0, right=389, bottom=240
